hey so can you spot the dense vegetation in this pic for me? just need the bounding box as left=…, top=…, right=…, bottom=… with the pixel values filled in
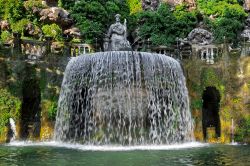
left=0, top=0, right=249, bottom=143
left=66, top=0, right=131, bottom=44
left=0, top=0, right=248, bottom=46
left=0, top=89, right=21, bottom=136
left=137, top=4, right=197, bottom=46
left=197, top=0, right=247, bottom=43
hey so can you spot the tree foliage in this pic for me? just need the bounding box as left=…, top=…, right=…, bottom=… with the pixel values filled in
left=42, top=24, right=62, bottom=41
left=127, top=0, right=142, bottom=14
left=137, top=4, right=197, bottom=46
left=197, top=0, right=247, bottom=43
left=69, top=0, right=130, bottom=45
left=11, top=18, right=30, bottom=34
left=0, top=30, right=12, bottom=43
left=235, top=116, right=250, bottom=142
left=0, top=0, right=25, bottom=23
left=0, top=89, right=21, bottom=135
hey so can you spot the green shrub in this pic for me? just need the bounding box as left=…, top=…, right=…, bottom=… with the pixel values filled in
left=137, top=4, right=197, bottom=46
left=0, top=88, right=21, bottom=135
left=0, top=30, right=12, bottom=43
left=42, top=24, right=62, bottom=41
left=197, top=0, right=247, bottom=43
left=23, top=0, right=47, bottom=10
left=47, top=102, right=57, bottom=120
left=3, top=0, right=25, bottom=23
left=127, top=0, right=142, bottom=14
left=235, top=116, right=250, bottom=143
left=11, top=19, right=30, bottom=34
left=70, top=0, right=130, bottom=45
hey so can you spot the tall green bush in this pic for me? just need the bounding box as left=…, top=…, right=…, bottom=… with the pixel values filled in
left=197, top=0, right=247, bottom=43
left=42, top=24, right=62, bottom=41
left=2, top=0, right=25, bottom=23
left=0, top=30, right=12, bottom=43
left=127, top=0, right=142, bottom=14
left=235, top=116, right=250, bottom=142
left=137, top=4, right=197, bottom=46
left=0, top=89, right=21, bottom=135
left=70, top=0, right=130, bottom=45
left=11, top=18, right=30, bottom=34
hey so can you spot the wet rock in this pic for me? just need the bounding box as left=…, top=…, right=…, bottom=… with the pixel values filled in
left=24, top=23, right=42, bottom=39
left=64, top=27, right=81, bottom=38
left=241, top=15, right=250, bottom=41
left=187, top=28, right=214, bottom=45
left=39, top=7, right=73, bottom=28
left=142, top=0, right=160, bottom=11
left=241, top=27, right=250, bottom=41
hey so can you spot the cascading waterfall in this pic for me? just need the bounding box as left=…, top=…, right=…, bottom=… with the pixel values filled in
left=9, top=118, right=17, bottom=141
left=55, top=51, right=193, bottom=145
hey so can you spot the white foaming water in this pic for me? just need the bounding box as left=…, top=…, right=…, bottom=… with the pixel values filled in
left=55, top=51, right=193, bottom=145
left=7, top=141, right=207, bottom=151
left=9, top=118, right=17, bottom=141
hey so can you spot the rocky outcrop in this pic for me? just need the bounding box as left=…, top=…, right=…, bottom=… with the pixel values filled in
left=241, top=15, right=250, bottom=41
left=24, top=23, right=42, bottom=39
left=162, top=0, right=196, bottom=8
left=244, top=0, right=250, bottom=11
left=63, top=27, right=81, bottom=38
left=187, top=28, right=214, bottom=45
left=0, top=20, right=10, bottom=31
left=142, top=0, right=160, bottom=11
left=39, top=7, right=74, bottom=29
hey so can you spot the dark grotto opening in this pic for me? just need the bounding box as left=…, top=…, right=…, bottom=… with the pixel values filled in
left=20, top=64, right=41, bottom=140
left=202, top=86, right=221, bottom=140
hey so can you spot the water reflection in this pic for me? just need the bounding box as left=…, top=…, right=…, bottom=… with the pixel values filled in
left=0, top=144, right=249, bottom=166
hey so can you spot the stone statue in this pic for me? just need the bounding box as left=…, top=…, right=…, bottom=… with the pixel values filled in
left=187, top=28, right=214, bottom=45
left=241, top=15, right=250, bottom=42
left=105, top=14, right=131, bottom=51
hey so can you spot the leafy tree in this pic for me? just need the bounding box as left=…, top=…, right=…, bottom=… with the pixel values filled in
left=42, top=24, right=62, bottom=41
left=11, top=18, right=30, bottom=34
left=174, top=4, right=198, bottom=38
left=0, top=89, right=21, bottom=136
left=197, top=0, right=247, bottom=43
left=0, top=30, right=12, bottom=43
left=235, top=116, right=250, bottom=142
left=70, top=0, right=130, bottom=45
left=58, top=0, right=75, bottom=10
left=3, top=0, right=25, bottom=23
left=127, top=0, right=142, bottom=14
left=137, top=4, right=197, bottom=46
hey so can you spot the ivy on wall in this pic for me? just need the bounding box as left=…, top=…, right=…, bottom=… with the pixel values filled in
left=0, top=88, right=21, bottom=136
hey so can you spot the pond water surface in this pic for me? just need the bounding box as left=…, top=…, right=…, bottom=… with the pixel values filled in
left=0, top=142, right=249, bottom=166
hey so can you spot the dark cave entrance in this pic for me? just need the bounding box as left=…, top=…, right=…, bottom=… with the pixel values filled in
left=202, top=86, right=221, bottom=140
left=20, top=65, right=41, bottom=140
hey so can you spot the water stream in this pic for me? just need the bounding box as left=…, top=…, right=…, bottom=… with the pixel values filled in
left=55, top=51, right=193, bottom=145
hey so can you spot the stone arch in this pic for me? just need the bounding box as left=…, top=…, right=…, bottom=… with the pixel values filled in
left=202, top=86, right=221, bottom=140
left=20, top=64, right=41, bottom=139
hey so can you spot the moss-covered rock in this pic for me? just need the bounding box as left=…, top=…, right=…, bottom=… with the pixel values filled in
left=183, top=56, right=250, bottom=143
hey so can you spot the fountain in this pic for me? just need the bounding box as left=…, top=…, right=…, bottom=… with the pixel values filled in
left=54, top=15, right=193, bottom=145
left=6, top=118, right=17, bottom=142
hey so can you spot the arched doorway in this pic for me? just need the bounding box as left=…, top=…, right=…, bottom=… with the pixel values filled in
left=202, top=86, right=221, bottom=140
left=20, top=64, right=41, bottom=139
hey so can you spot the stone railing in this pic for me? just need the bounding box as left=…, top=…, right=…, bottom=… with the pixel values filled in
left=10, top=33, right=93, bottom=58
left=192, top=44, right=223, bottom=64
left=70, top=43, right=93, bottom=56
